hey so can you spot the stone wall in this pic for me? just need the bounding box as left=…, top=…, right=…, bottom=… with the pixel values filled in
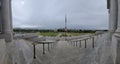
left=91, top=33, right=114, bottom=64
left=92, top=33, right=117, bottom=64
left=80, top=33, right=116, bottom=64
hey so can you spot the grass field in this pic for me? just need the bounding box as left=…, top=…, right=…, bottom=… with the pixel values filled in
left=67, top=32, right=89, bottom=36
left=37, top=32, right=93, bottom=36
left=37, top=32, right=59, bottom=36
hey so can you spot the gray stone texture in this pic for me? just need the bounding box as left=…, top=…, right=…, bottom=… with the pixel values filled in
left=116, top=0, right=120, bottom=32
left=10, top=33, right=116, bottom=64
left=0, top=0, right=13, bottom=42
left=0, top=39, right=13, bottom=64
left=108, top=0, right=120, bottom=63
left=0, top=39, right=6, bottom=64
left=109, top=0, right=118, bottom=33
left=0, top=0, right=13, bottom=63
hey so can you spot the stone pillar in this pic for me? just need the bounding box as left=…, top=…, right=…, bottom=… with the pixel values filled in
left=116, top=0, right=120, bottom=33
left=109, top=0, right=118, bottom=34
left=1, top=0, right=13, bottom=42
left=0, top=2, right=2, bottom=33
left=0, top=13, right=2, bottom=33
left=114, top=35, right=120, bottom=64
left=113, top=1, right=120, bottom=64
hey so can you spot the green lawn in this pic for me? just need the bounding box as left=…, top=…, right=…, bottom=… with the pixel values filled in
left=37, top=32, right=59, bottom=36
left=37, top=32, right=93, bottom=36
left=67, top=32, right=89, bottom=36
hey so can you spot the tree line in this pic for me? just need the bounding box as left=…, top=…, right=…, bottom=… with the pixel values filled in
left=13, top=28, right=108, bottom=33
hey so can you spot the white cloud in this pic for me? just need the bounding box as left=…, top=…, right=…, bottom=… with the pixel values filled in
left=21, top=1, right=25, bottom=5
left=20, top=25, right=42, bottom=28
left=12, top=0, right=108, bottom=29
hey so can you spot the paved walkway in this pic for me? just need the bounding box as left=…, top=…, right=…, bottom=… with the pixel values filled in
left=39, top=41, right=92, bottom=64
left=12, top=33, right=114, bottom=64
left=35, top=40, right=95, bottom=64
left=13, top=39, right=94, bottom=64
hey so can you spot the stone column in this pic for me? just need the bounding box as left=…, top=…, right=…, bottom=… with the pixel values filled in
left=0, top=2, right=2, bottom=33
left=1, top=0, right=13, bottom=42
left=116, top=0, right=120, bottom=33
left=114, top=1, right=120, bottom=64
left=109, top=0, right=118, bottom=33
left=108, top=0, right=118, bottom=41
left=0, top=12, right=2, bottom=33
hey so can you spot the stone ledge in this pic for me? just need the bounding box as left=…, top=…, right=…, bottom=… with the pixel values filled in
left=114, top=33, right=120, bottom=38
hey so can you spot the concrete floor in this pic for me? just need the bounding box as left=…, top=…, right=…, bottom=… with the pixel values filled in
left=11, top=33, right=114, bottom=64
left=12, top=38, right=95, bottom=64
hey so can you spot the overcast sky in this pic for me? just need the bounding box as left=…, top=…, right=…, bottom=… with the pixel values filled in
left=12, top=0, right=108, bottom=30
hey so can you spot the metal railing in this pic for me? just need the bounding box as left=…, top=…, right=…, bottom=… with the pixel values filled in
left=14, top=32, right=105, bottom=60
left=68, top=33, right=104, bottom=48
left=32, top=41, right=56, bottom=59
left=14, top=33, right=58, bottom=59
left=22, top=37, right=57, bottom=59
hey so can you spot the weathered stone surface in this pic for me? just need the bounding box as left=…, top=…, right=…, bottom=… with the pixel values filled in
left=90, top=33, right=114, bottom=64
left=0, top=39, right=7, bottom=64
left=11, top=33, right=116, bottom=64
left=107, top=0, right=120, bottom=63
left=116, top=0, right=120, bottom=32
left=12, top=39, right=35, bottom=64
left=111, top=35, right=117, bottom=64
left=109, top=0, right=118, bottom=33
left=0, top=0, right=13, bottom=42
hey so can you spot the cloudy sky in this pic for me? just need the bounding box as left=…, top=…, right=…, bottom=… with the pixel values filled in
left=12, top=0, right=108, bottom=30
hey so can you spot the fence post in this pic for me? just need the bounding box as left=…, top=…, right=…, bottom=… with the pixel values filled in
left=33, top=44, right=36, bottom=59
left=79, top=40, right=81, bottom=48
left=48, top=43, right=50, bottom=51
left=43, top=43, right=45, bottom=54
left=85, top=39, right=87, bottom=48
left=92, top=37, right=94, bottom=48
